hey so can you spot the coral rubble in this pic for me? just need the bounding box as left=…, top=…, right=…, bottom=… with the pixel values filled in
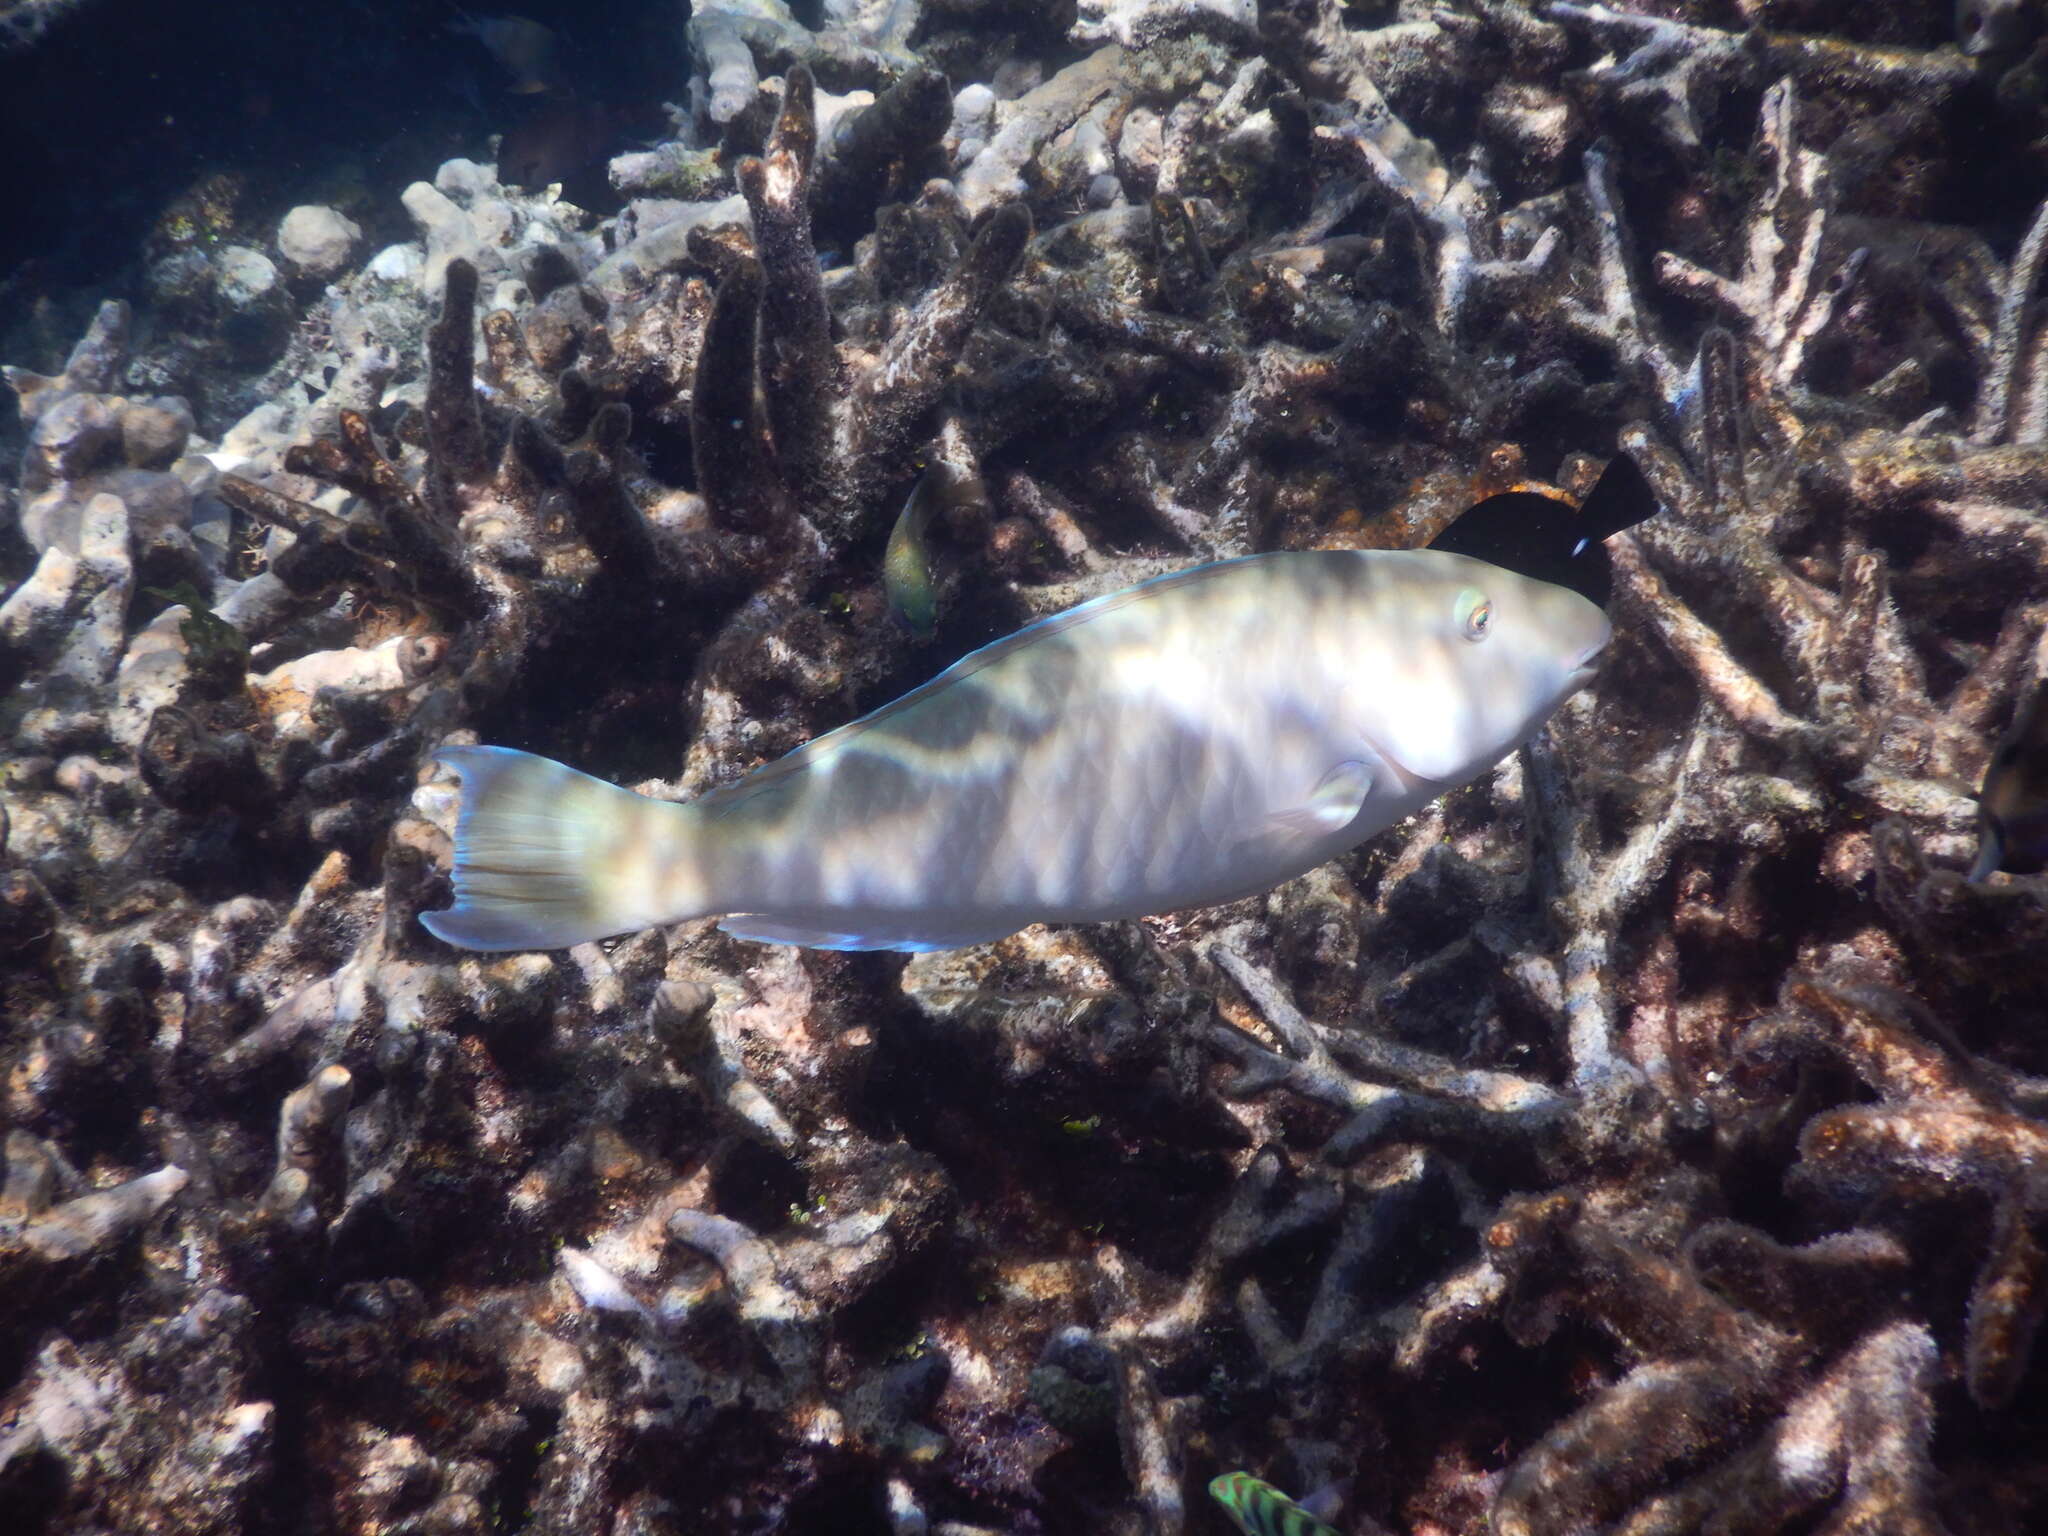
left=6, top=1, right=2048, bottom=1532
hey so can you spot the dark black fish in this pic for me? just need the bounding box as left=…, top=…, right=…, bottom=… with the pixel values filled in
left=1957, top=0, right=2039, bottom=58
left=1972, top=680, right=2048, bottom=880
left=496, top=95, right=629, bottom=203
left=450, top=12, right=565, bottom=95
left=1426, top=452, right=1660, bottom=609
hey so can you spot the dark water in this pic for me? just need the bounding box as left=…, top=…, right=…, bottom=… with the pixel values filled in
left=0, top=0, right=679, bottom=339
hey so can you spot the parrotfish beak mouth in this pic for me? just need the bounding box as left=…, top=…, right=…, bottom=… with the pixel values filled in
left=1566, top=627, right=1612, bottom=689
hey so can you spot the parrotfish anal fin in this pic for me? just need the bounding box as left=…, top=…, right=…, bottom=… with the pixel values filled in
left=717, top=914, right=1018, bottom=953
left=1246, top=759, right=1376, bottom=849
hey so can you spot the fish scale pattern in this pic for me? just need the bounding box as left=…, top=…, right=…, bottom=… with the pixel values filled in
left=558, top=549, right=1606, bottom=950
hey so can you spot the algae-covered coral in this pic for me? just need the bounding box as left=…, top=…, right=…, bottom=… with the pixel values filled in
left=4, top=1, right=2048, bottom=1532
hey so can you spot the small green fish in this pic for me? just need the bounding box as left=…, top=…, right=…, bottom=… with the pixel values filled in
left=883, top=467, right=987, bottom=638
left=1208, top=1471, right=1341, bottom=1536
left=884, top=475, right=943, bottom=638
left=143, top=583, right=249, bottom=669
left=1971, top=680, right=2048, bottom=880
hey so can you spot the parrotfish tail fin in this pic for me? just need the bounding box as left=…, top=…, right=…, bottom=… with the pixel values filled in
left=421, top=745, right=697, bottom=952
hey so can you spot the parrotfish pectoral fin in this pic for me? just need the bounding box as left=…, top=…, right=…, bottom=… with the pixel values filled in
left=422, top=745, right=677, bottom=952
left=1229, top=760, right=1380, bottom=868
left=716, top=914, right=1016, bottom=953
left=1265, top=759, right=1376, bottom=840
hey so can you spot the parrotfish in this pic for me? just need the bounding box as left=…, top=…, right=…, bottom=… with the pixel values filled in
left=1971, top=679, right=2048, bottom=880
left=1208, top=1471, right=1342, bottom=1536
left=421, top=547, right=1609, bottom=953
left=1426, top=452, right=1659, bottom=609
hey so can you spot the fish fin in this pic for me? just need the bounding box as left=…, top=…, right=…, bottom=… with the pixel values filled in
left=422, top=746, right=679, bottom=952
left=1578, top=451, right=1662, bottom=541
left=716, top=914, right=1016, bottom=953
left=1969, top=817, right=2005, bottom=883
left=1258, top=759, right=1376, bottom=844
left=1296, top=1478, right=1352, bottom=1523
left=1426, top=489, right=1568, bottom=559
left=1428, top=488, right=1614, bottom=606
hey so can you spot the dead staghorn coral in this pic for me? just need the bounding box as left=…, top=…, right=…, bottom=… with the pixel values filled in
left=1745, top=969, right=2048, bottom=1413
left=1485, top=1199, right=1943, bottom=1536
left=212, top=66, right=1032, bottom=805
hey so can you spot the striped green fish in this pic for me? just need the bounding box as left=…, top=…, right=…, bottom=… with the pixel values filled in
left=1208, top=1471, right=1341, bottom=1536
left=422, top=547, right=1607, bottom=953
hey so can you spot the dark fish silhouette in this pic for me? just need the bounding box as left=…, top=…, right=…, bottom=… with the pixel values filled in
left=1427, top=452, right=1661, bottom=610
left=497, top=96, right=629, bottom=200
left=1957, top=0, right=2039, bottom=58
left=1971, top=680, right=2048, bottom=880
left=450, top=12, right=565, bottom=95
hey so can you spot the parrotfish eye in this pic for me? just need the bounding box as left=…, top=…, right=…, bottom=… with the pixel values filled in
left=1457, top=588, right=1493, bottom=642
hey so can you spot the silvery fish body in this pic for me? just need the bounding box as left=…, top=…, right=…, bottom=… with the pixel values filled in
left=422, top=548, right=1609, bottom=953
